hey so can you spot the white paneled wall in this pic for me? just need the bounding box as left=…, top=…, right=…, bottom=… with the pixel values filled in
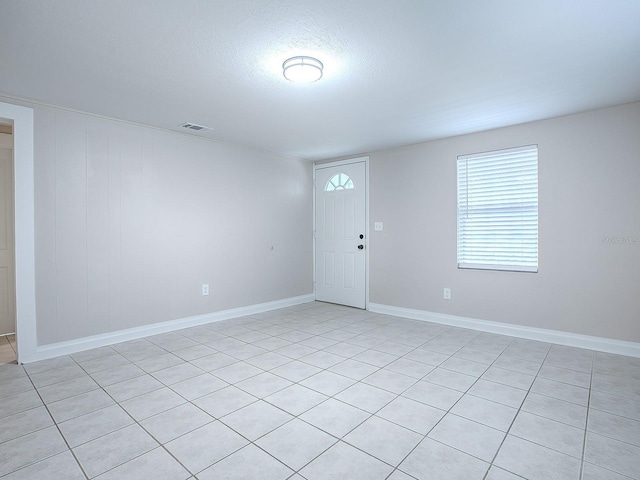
left=33, top=106, right=312, bottom=345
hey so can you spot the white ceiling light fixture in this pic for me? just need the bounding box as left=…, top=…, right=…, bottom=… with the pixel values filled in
left=282, top=56, right=323, bottom=83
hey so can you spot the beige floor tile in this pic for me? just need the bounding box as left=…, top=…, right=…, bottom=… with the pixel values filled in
left=400, top=437, right=489, bottom=479
left=72, top=423, right=158, bottom=478
left=220, top=400, right=293, bottom=441
left=1, top=451, right=85, bottom=480
left=140, top=402, right=214, bottom=443
left=494, top=435, right=581, bottom=480
left=428, top=413, right=505, bottom=462
left=377, top=396, right=445, bottom=435
left=300, top=398, right=370, bottom=437
left=344, top=415, right=422, bottom=466
left=300, top=441, right=394, bottom=480
left=93, top=447, right=190, bottom=480
left=164, top=421, right=248, bottom=474
left=256, top=419, right=336, bottom=470
left=265, top=384, right=328, bottom=416
left=0, top=426, right=68, bottom=476
left=197, top=444, right=293, bottom=480
left=59, top=404, right=133, bottom=447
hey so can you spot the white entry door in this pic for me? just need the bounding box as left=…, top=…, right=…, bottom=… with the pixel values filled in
left=315, top=160, right=367, bottom=309
left=0, top=136, right=15, bottom=335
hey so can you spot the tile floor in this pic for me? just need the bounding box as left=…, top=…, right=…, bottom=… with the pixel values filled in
left=1, top=302, right=639, bottom=479
left=0, top=334, right=16, bottom=366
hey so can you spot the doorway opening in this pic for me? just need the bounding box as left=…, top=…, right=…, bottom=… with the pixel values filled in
left=0, top=124, right=16, bottom=365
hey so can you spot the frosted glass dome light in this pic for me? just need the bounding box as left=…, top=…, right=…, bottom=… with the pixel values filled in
left=282, top=56, right=323, bottom=83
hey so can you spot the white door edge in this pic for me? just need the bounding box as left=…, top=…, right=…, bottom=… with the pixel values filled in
left=313, top=156, right=369, bottom=310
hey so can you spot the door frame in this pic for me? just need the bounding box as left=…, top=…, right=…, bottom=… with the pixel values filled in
left=313, top=156, right=370, bottom=310
left=0, top=101, right=36, bottom=364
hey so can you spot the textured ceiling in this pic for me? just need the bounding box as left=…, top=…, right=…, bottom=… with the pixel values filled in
left=1, top=0, right=639, bottom=160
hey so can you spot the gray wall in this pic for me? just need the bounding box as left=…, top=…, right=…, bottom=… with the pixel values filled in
left=9, top=96, right=640, bottom=347
left=369, top=102, right=640, bottom=343
left=30, top=104, right=313, bottom=345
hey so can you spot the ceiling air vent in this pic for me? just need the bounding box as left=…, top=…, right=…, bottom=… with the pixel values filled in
left=179, top=122, right=211, bottom=131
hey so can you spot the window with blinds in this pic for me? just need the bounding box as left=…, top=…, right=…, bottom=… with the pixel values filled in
left=457, top=145, right=538, bottom=272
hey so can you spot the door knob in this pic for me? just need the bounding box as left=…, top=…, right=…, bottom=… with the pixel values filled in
left=358, top=244, right=364, bottom=250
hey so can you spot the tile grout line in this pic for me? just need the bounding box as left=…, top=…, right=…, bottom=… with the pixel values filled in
left=61, top=313, right=359, bottom=478
left=22, top=360, right=92, bottom=480
left=392, top=337, right=517, bottom=479
left=578, top=353, right=594, bottom=480
left=96, top=316, right=516, bottom=476
left=0, top=320, right=524, bottom=478
left=187, top=312, right=451, bottom=477
left=344, top=337, right=490, bottom=477
left=482, top=342, right=552, bottom=480
left=4, top=305, right=638, bottom=479
left=68, top=344, right=199, bottom=478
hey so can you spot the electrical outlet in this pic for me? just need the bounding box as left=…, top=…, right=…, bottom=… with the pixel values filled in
left=444, top=288, right=451, bottom=300
left=202, top=284, right=209, bottom=296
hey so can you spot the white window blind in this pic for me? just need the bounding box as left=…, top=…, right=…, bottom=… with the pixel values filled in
left=457, top=145, right=538, bottom=272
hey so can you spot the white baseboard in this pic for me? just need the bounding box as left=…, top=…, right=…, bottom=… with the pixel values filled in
left=23, top=294, right=315, bottom=364
left=369, top=303, right=640, bottom=358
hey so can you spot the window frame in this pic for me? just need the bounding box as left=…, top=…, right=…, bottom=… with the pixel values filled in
left=456, top=144, right=539, bottom=273
left=325, top=172, right=355, bottom=192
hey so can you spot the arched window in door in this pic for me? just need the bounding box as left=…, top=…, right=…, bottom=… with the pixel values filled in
left=325, top=173, right=354, bottom=191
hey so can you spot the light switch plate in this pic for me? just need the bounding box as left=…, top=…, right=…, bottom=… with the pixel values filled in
left=374, top=222, right=383, bottom=231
